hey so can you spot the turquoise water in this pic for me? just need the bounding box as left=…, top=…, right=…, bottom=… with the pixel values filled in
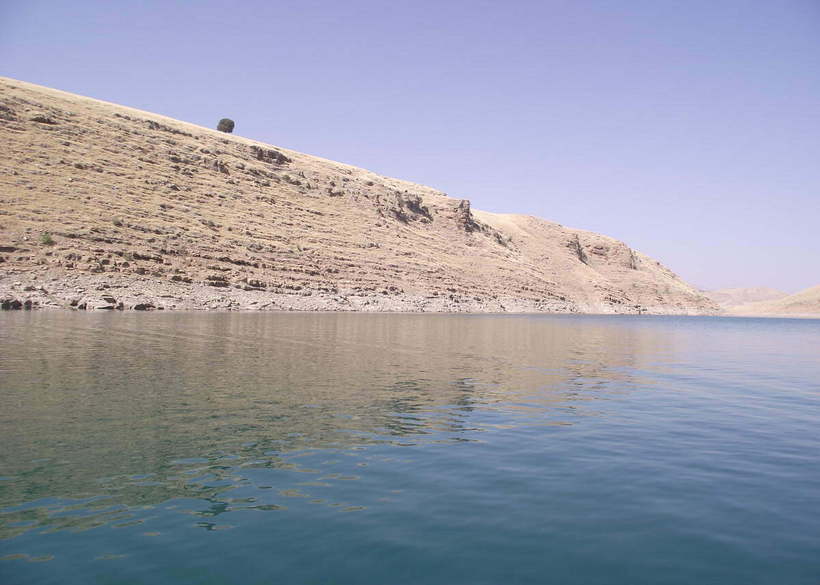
left=1, top=312, right=819, bottom=584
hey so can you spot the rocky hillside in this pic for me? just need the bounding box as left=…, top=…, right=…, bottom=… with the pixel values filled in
left=706, top=287, right=788, bottom=309
left=0, top=77, right=716, bottom=314
left=726, top=286, right=820, bottom=318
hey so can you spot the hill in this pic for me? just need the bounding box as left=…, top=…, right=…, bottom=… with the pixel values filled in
left=727, top=286, right=820, bottom=318
left=0, top=77, right=716, bottom=314
left=705, top=287, right=788, bottom=309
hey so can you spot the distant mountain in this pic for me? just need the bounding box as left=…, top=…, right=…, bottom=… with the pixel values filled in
left=0, top=77, right=716, bottom=314
left=727, top=286, right=820, bottom=318
left=705, top=287, right=788, bottom=308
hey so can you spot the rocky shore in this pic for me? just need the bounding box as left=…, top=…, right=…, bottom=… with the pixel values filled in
left=1, top=271, right=706, bottom=314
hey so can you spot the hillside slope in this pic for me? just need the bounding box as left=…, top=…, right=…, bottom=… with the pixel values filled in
left=706, top=287, right=788, bottom=309
left=0, top=77, right=716, bottom=314
left=728, top=286, right=820, bottom=318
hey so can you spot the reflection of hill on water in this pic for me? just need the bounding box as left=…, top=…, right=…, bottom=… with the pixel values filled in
left=0, top=313, right=674, bottom=537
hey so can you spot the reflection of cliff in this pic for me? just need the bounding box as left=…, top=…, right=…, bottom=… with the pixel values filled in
left=0, top=313, right=673, bottom=536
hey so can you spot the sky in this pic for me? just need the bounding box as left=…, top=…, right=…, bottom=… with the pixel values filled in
left=1, top=0, right=818, bottom=292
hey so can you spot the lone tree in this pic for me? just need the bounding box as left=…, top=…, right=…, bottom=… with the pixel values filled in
left=217, top=118, right=235, bottom=133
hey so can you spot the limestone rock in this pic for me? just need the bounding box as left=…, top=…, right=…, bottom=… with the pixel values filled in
left=454, top=199, right=480, bottom=232
left=83, top=295, right=119, bottom=310
left=30, top=113, right=57, bottom=125
left=249, top=145, right=291, bottom=165
left=1, top=299, right=23, bottom=310
left=0, top=105, right=17, bottom=121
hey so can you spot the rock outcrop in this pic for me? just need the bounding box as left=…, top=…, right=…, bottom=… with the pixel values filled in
left=0, top=77, right=717, bottom=314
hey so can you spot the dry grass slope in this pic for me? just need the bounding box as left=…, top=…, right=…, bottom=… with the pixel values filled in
left=727, top=286, right=820, bottom=318
left=705, top=287, right=789, bottom=309
left=0, top=77, right=717, bottom=313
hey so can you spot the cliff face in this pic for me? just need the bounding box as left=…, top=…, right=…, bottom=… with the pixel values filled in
left=0, top=77, right=717, bottom=314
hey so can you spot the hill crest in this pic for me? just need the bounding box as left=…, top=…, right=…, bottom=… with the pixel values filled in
left=706, top=287, right=789, bottom=308
left=726, top=286, right=820, bottom=318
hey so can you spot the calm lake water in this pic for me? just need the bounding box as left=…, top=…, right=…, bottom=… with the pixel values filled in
left=1, top=312, right=819, bottom=585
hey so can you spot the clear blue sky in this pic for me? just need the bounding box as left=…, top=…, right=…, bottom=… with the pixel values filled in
left=2, top=0, right=818, bottom=292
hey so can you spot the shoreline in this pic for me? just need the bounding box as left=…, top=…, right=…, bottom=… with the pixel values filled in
left=4, top=274, right=816, bottom=318
left=0, top=272, right=714, bottom=316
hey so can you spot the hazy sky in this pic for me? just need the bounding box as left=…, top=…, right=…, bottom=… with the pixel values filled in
left=2, top=0, right=818, bottom=291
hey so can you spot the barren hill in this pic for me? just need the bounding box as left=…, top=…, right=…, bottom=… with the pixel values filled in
left=705, top=287, right=788, bottom=309
left=0, top=77, right=716, bottom=314
left=727, top=286, right=820, bottom=318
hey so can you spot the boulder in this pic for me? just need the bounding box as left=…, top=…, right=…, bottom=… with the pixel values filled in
left=0, top=105, right=17, bottom=121
left=249, top=145, right=291, bottom=165
left=1, top=299, right=22, bottom=310
left=30, top=113, right=57, bottom=125
left=83, top=296, right=119, bottom=310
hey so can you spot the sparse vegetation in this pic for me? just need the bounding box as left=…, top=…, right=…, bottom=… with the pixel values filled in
left=216, top=118, right=235, bottom=133
left=40, top=232, right=54, bottom=246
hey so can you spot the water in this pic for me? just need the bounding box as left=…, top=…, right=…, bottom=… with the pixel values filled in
left=1, top=312, right=818, bottom=585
